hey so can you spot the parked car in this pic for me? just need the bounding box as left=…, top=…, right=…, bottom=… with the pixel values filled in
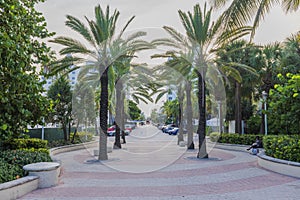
left=168, top=127, right=179, bottom=135
left=125, top=124, right=132, bottom=132
left=162, top=124, right=176, bottom=133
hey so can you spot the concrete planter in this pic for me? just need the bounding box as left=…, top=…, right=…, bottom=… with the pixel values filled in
left=23, top=162, right=60, bottom=188
left=0, top=176, right=38, bottom=200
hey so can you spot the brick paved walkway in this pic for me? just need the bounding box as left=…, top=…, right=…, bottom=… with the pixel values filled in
left=19, top=126, right=300, bottom=200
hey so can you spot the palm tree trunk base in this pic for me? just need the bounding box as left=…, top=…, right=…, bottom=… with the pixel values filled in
left=187, top=142, right=195, bottom=149
left=98, top=155, right=108, bottom=160
left=177, top=134, right=184, bottom=145
left=113, top=143, right=122, bottom=149
left=197, top=152, right=209, bottom=159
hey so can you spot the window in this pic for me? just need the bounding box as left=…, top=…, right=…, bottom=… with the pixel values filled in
left=72, top=82, right=75, bottom=85
left=48, top=81, right=51, bottom=84
left=72, top=71, right=76, bottom=74
left=71, top=77, right=75, bottom=80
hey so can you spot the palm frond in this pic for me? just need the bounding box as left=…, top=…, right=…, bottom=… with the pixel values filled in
left=65, top=15, right=95, bottom=48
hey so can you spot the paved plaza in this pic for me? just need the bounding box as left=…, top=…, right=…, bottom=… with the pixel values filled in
left=19, top=125, right=300, bottom=200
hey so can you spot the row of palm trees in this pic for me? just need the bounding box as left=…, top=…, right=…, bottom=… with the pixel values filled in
left=49, top=2, right=299, bottom=160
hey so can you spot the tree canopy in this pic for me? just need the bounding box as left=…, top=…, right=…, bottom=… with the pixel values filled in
left=0, top=0, right=53, bottom=140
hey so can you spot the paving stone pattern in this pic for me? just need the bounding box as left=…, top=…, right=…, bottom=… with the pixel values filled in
left=19, top=125, right=300, bottom=200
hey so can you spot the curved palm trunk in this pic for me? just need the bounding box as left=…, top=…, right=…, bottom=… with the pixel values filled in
left=196, top=71, right=208, bottom=158
left=99, top=67, right=108, bottom=160
left=114, top=79, right=122, bottom=149
left=235, top=81, right=242, bottom=134
left=186, top=81, right=194, bottom=149
left=177, top=86, right=184, bottom=144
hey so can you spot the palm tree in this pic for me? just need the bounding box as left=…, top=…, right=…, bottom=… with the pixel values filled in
left=153, top=3, right=252, bottom=158
left=50, top=5, right=147, bottom=160
left=216, top=40, right=259, bottom=134
left=152, top=53, right=196, bottom=148
left=209, top=0, right=300, bottom=39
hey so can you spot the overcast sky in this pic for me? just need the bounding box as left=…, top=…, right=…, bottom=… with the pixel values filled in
left=36, top=0, right=300, bottom=117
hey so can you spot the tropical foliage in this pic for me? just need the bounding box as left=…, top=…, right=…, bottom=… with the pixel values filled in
left=0, top=0, right=53, bottom=141
left=47, top=76, right=73, bottom=141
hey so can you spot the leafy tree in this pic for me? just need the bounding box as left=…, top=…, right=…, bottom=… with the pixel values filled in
left=47, top=76, right=72, bottom=141
left=128, top=100, right=142, bottom=120
left=0, top=0, right=53, bottom=141
left=162, top=99, right=180, bottom=125
left=268, top=73, right=300, bottom=134
left=72, top=81, right=96, bottom=136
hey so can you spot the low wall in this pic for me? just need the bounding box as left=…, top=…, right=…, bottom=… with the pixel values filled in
left=0, top=176, right=38, bottom=200
left=50, top=140, right=98, bottom=157
left=258, top=152, right=300, bottom=178
left=212, top=141, right=300, bottom=178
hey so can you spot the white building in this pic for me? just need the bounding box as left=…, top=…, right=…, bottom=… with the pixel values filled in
left=166, top=89, right=177, bottom=101
left=40, top=64, right=80, bottom=92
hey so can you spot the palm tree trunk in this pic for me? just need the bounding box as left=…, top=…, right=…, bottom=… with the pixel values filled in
left=186, top=81, right=194, bottom=149
left=235, top=81, right=242, bottom=134
left=177, top=86, right=184, bottom=144
left=99, top=67, right=108, bottom=160
left=114, top=79, right=122, bottom=149
left=121, top=91, right=126, bottom=144
left=196, top=71, right=208, bottom=158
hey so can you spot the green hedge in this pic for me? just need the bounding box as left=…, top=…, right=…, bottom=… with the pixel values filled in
left=217, top=133, right=261, bottom=145
left=263, top=135, right=300, bottom=163
left=0, top=149, right=52, bottom=183
left=1, top=138, right=48, bottom=150
left=209, top=132, right=221, bottom=142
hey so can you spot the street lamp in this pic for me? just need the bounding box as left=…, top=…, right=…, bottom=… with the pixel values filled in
left=262, top=91, right=268, bottom=135
left=217, top=100, right=222, bottom=133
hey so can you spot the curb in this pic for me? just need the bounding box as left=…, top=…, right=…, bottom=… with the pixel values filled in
left=0, top=176, right=38, bottom=200
left=212, top=142, right=300, bottom=179
left=210, top=141, right=249, bottom=152
left=257, top=151, right=300, bottom=178
left=50, top=140, right=98, bottom=157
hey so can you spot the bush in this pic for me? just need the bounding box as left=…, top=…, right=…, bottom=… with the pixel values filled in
left=218, top=133, right=261, bottom=145
left=263, top=135, right=300, bottom=163
left=209, top=132, right=221, bottom=142
left=0, top=149, right=52, bottom=183
left=71, top=132, right=94, bottom=143
left=246, top=115, right=261, bottom=134
left=1, top=138, right=48, bottom=150
left=0, top=158, right=24, bottom=184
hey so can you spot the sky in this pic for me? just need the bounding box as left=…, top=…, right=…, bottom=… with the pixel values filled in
left=36, top=0, right=300, bottom=117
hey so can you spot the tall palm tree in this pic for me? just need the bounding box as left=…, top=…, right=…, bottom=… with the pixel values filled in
left=50, top=5, right=147, bottom=160
left=153, top=3, right=252, bottom=158
left=209, top=0, right=300, bottom=39
left=152, top=52, right=196, bottom=148
left=216, top=40, right=258, bottom=134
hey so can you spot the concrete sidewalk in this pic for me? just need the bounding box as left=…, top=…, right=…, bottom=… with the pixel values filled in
left=19, top=126, right=300, bottom=200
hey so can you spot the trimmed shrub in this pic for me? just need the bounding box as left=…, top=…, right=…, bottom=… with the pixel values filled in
left=1, top=138, right=48, bottom=150
left=71, top=132, right=94, bottom=143
left=0, top=149, right=52, bottom=183
left=263, top=135, right=300, bottom=163
left=209, top=132, right=221, bottom=142
left=218, top=133, right=261, bottom=145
